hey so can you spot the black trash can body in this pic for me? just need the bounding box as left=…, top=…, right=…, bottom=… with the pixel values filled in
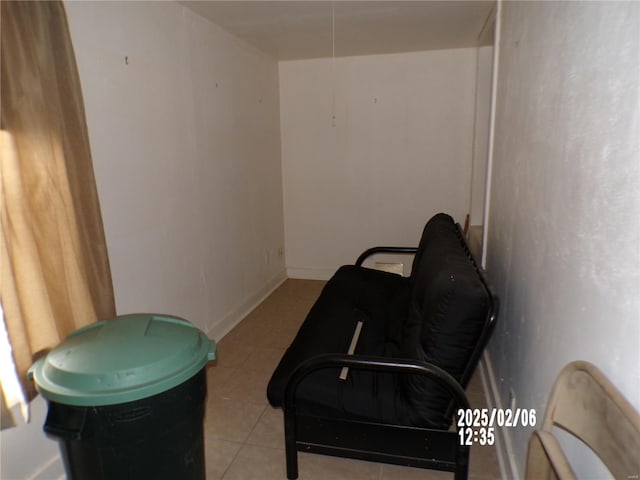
left=46, top=369, right=207, bottom=480
left=32, top=316, right=215, bottom=480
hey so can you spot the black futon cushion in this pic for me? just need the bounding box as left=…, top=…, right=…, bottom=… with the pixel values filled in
left=267, top=213, right=490, bottom=430
left=266, top=265, right=410, bottom=424
left=401, top=216, right=490, bottom=427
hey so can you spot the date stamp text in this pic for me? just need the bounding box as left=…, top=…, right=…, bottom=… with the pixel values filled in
left=457, top=408, right=538, bottom=445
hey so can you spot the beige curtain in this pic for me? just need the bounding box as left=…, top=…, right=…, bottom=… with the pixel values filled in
left=1, top=1, right=116, bottom=426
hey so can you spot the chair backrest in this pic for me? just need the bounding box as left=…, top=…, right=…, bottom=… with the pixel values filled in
left=526, top=361, right=640, bottom=480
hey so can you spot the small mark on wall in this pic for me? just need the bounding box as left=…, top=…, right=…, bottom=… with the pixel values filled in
left=125, top=56, right=129, bottom=65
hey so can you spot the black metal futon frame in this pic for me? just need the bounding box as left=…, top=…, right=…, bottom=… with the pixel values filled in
left=270, top=216, right=499, bottom=479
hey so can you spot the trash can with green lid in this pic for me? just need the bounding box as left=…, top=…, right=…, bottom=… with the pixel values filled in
left=28, top=313, right=216, bottom=480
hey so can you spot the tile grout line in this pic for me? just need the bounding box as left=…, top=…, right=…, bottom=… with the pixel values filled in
left=219, top=404, right=268, bottom=480
left=219, top=440, right=245, bottom=480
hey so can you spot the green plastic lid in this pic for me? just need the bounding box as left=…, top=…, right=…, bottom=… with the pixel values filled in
left=28, top=314, right=216, bottom=406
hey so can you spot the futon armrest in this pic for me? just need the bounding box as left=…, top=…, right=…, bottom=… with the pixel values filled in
left=355, top=247, right=418, bottom=267
left=283, top=353, right=470, bottom=416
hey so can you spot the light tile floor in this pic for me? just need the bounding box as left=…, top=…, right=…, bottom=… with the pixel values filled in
left=204, top=279, right=501, bottom=480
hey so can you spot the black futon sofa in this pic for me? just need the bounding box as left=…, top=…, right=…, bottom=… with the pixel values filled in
left=267, top=213, right=498, bottom=479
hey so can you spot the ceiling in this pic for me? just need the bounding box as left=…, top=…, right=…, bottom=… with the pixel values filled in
left=180, top=1, right=495, bottom=61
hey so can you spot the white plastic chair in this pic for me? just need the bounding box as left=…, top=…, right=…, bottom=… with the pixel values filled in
left=526, top=361, right=640, bottom=479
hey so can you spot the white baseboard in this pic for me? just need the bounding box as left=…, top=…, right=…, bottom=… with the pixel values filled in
left=479, top=352, right=521, bottom=480
left=286, top=266, right=336, bottom=281
left=26, top=453, right=65, bottom=480
left=206, top=269, right=287, bottom=341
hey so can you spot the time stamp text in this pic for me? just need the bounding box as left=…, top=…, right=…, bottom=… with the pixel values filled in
left=457, top=408, right=537, bottom=446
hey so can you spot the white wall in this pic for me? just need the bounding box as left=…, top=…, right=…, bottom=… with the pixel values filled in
left=1, top=2, right=285, bottom=478
left=66, top=0, right=285, bottom=338
left=485, top=1, right=639, bottom=477
left=280, top=49, right=479, bottom=279
left=0, top=396, right=65, bottom=480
